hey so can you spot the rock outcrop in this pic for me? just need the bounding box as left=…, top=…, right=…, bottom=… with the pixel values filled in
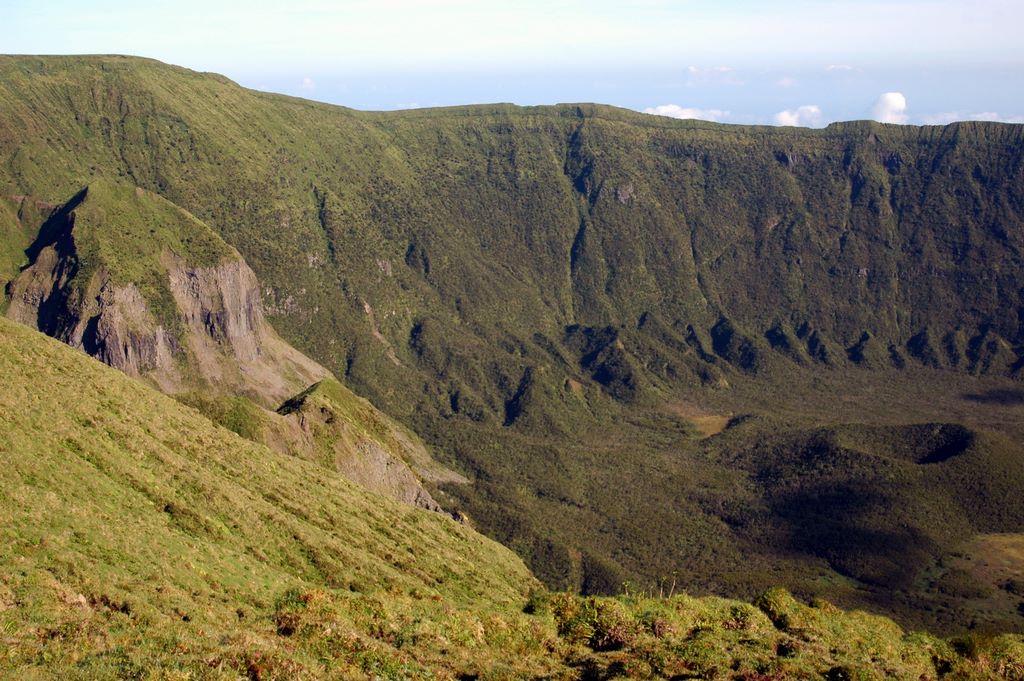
left=276, top=379, right=467, bottom=513
left=4, top=181, right=464, bottom=513
left=5, top=183, right=328, bottom=406
left=163, top=252, right=330, bottom=405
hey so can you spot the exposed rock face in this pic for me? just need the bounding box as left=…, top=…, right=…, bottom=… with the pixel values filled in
left=299, top=407, right=445, bottom=513
left=168, top=255, right=263, bottom=363
left=5, top=185, right=460, bottom=513
left=83, top=280, right=180, bottom=380
left=275, top=379, right=468, bottom=514
left=347, top=440, right=445, bottom=511
left=5, top=191, right=328, bottom=406
left=5, top=207, right=180, bottom=384
left=163, top=252, right=329, bottom=404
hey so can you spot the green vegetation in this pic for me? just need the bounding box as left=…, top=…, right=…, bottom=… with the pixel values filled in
left=0, top=316, right=533, bottom=676
left=65, top=180, right=233, bottom=285
left=4, top=316, right=1024, bottom=678
left=62, top=180, right=234, bottom=319
left=10, top=179, right=236, bottom=332
left=0, top=195, right=44, bottom=313
left=2, top=55, right=1024, bottom=634
left=175, top=391, right=269, bottom=441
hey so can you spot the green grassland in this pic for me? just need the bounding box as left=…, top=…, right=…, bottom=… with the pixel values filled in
left=2, top=55, right=1024, bottom=633
left=56, top=179, right=233, bottom=285
left=0, top=316, right=535, bottom=677
left=4, top=315, right=1024, bottom=679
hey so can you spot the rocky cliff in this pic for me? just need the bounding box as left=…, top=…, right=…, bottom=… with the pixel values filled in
left=276, top=379, right=468, bottom=512
left=4, top=180, right=457, bottom=512
left=5, top=181, right=328, bottom=406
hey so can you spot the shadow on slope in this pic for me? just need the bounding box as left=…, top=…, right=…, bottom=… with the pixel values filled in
left=964, top=388, right=1024, bottom=405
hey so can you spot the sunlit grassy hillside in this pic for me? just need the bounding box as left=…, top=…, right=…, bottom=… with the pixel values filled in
left=4, top=315, right=1024, bottom=679
left=0, top=316, right=538, bottom=677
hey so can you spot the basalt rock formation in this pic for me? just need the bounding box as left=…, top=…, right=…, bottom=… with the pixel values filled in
left=5, top=181, right=328, bottom=405
left=4, top=180, right=454, bottom=513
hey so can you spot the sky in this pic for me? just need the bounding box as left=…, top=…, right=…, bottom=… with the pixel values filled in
left=3, top=0, right=1023, bottom=126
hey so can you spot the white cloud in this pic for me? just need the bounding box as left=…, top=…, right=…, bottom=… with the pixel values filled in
left=685, top=65, right=744, bottom=86
left=872, top=92, right=908, bottom=124
left=643, top=104, right=730, bottom=122
left=776, top=76, right=798, bottom=88
left=774, top=105, right=823, bottom=127
left=825, top=64, right=854, bottom=72
left=687, top=65, right=733, bottom=75
left=922, top=111, right=1024, bottom=125
left=300, top=76, right=316, bottom=91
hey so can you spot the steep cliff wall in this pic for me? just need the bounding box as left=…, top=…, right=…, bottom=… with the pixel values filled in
left=5, top=182, right=328, bottom=405
left=3, top=180, right=461, bottom=513
left=1, top=58, right=1022, bottom=422
left=163, top=251, right=330, bottom=404
left=276, top=379, right=467, bottom=512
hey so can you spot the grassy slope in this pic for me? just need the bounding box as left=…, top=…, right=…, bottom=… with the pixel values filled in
left=178, top=377, right=463, bottom=498
left=4, top=315, right=1024, bottom=679
left=0, top=195, right=48, bottom=313
left=3, top=55, right=1024, bottom=631
left=66, top=180, right=234, bottom=296
left=0, top=316, right=538, bottom=677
